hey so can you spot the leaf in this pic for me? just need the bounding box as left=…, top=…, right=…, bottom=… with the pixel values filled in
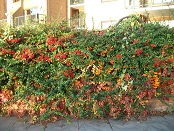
left=66, top=120, right=71, bottom=124
left=120, top=69, right=126, bottom=80
left=121, top=83, right=128, bottom=91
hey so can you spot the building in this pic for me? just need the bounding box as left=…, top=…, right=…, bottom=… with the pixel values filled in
left=68, top=0, right=174, bottom=30
left=1, top=0, right=174, bottom=28
left=0, top=0, right=7, bottom=24
left=0, top=0, right=67, bottom=26
left=126, top=0, right=174, bottom=27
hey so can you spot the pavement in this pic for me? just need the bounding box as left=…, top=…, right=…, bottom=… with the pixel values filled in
left=0, top=113, right=174, bottom=131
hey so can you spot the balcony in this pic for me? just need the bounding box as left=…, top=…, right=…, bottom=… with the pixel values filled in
left=125, top=0, right=174, bottom=9
left=14, top=14, right=38, bottom=26
left=125, top=0, right=174, bottom=22
left=70, top=0, right=84, bottom=5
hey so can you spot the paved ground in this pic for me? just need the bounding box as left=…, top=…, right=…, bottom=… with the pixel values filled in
left=0, top=113, right=174, bottom=131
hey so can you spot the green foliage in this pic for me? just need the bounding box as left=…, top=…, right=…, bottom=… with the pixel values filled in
left=0, top=16, right=174, bottom=123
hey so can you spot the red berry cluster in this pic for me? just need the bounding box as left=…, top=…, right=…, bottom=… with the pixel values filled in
left=116, top=54, right=122, bottom=59
left=135, top=49, right=143, bottom=56
left=6, top=38, right=21, bottom=43
left=14, top=48, right=34, bottom=62
left=37, top=54, right=52, bottom=62
left=0, top=48, right=15, bottom=56
left=46, top=37, right=57, bottom=45
left=54, top=52, right=69, bottom=61
left=63, top=69, right=74, bottom=78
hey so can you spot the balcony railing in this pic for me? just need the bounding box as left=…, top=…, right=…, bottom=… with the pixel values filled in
left=14, top=14, right=38, bottom=26
left=70, top=0, right=84, bottom=5
left=0, top=19, right=7, bottom=23
left=125, top=0, right=174, bottom=9
left=70, top=18, right=85, bottom=29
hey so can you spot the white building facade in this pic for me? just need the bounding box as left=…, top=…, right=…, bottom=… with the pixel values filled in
left=68, top=0, right=174, bottom=30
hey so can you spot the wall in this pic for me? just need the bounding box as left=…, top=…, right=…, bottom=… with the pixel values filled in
left=13, top=7, right=24, bottom=18
left=0, top=0, right=7, bottom=20
left=47, top=0, right=67, bottom=23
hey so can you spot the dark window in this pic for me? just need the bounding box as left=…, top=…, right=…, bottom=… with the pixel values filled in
left=13, top=0, right=19, bottom=2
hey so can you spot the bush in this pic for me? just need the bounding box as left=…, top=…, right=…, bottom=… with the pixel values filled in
left=0, top=16, right=174, bottom=123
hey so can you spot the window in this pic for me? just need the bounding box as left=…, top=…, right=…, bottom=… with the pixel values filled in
left=101, top=0, right=116, bottom=3
left=101, top=20, right=117, bottom=29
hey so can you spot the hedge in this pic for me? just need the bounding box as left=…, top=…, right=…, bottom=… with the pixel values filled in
left=0, top=16, right=174, bottom=123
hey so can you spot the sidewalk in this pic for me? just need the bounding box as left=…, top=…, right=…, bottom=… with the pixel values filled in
left=0, top=113, right=174, bottom=131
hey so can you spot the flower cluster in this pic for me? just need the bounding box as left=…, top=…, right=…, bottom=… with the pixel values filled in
left=6, top=38, right=21, bottom=43
left=0, top=48, right=15, bottom=56
left=63, top=69, right=74, bottom=78
left=14, top=48, right=35, bottom=62
left=37, top=54, right=52, bottom=62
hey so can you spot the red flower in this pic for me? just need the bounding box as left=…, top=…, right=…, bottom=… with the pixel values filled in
left=124, top=73, right=130, bottom=81
left=116, top=54, right=122, bottom=59
left=150, top=44, right=156, bottom=48
left=15, top=48, right=34, bottom=62
left=135, top=49, right=143, bottom=56
left=34, top=83, right=41, bottom=88
left=132, top=39, right=138, bottom=44
left=63, top=69, right=74, bottom=78
left=65, top=60, right=71, bottom=66
left=37, top=54, right=51, bottom=62
left=72, top=40, right=78, bottom=44
left=64, top=52, right=69, bottom=55
left=85, top=54, right=89, bottom=57
left=17, top=38, right=21, bottom=41
left=54, top=52, right=68, bottom=60
left=22, top=54, right=28, bottom=59
left=68, top=34, right=74, bottom=38
left=63, top=71, right=69, bottom=77
left=49, top=47, right=56, bottom=52
left=68, top=70, right=74, bottom=78
left=44, top=55, right=51, bottom=62
left=46, top=37, right=57, bottom=45
left=75, top=50, right=81, bottom=55
left=60, top=54, right=67, bottom=59
left=154, top=57, right=159, bottom=61
left=12, top=39, right=17, bottom=43
left=144, top=53, right=149, bottom=57
left=88, top=47, right=93, bottom=51
left=153, top=60, right=161, bottom=67
left=82, top=53, right=89, bottom=57
left=1, top=48, right=7, bottom=55
left=98, top=31, right=104, bottom=36
left=57, top=38, right=64, bottom=45
left=37, top=55, right=43, bottom=61
left=166, top=58, right=173, bottom=63
left=144, top=43, right=148, bottom=46
left=8, top=50, right=15, bottom=55
left=70, top=73, right=74, bottom=78
left=54, top=54, right=59, bottom=59
left=6, top=38, right=21, bottom=43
